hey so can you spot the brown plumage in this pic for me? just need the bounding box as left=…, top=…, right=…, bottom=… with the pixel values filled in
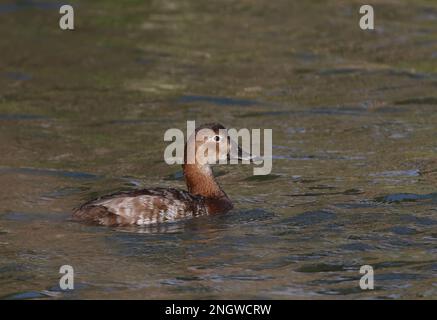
left=72, top=123, right=250, bottom=226
left=73, top=188, right=209, bottom=226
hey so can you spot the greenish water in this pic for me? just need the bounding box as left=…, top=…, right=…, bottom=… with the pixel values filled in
left=0, top=0, right=436, bottom=299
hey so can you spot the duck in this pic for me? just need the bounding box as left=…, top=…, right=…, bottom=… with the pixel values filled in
left=72, top=123, right=255, bottom=226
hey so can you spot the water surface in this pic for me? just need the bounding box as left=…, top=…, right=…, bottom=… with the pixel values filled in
left=0, top=0, right=436, bottom=299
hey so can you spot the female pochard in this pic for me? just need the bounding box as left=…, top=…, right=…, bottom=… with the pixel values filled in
left=73, top=123, right=255, bottom=226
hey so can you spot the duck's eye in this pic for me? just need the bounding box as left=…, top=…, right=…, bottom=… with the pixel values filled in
left=213, top=135, right=221, bottom=142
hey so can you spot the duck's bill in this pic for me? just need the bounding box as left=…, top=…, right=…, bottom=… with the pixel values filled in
left=228, top=140, right=263, bottom=163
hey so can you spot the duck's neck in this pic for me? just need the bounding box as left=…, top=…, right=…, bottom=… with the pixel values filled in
left=182, top=164, right=227, bottom=199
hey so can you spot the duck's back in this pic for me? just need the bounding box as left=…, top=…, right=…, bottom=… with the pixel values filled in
left=72, top=188, right=208, bottom=226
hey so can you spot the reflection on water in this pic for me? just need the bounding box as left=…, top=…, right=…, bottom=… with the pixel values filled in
left=0, top=0, right=436, bottom=299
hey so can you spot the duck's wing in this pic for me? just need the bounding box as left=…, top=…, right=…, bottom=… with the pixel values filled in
left=72, top=188, right=207, bottom=226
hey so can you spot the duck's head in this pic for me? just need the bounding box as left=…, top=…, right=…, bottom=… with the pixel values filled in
left=185, top=122, right=255, bottom=166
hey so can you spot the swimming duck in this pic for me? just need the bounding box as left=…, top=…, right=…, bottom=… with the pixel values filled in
left=73, top=123, right=255, bottom=226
